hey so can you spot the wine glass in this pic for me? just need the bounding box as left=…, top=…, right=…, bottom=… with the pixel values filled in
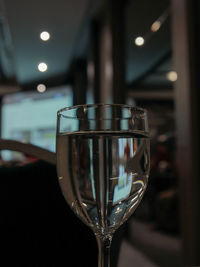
left=56, top=104, right=150, bottom=267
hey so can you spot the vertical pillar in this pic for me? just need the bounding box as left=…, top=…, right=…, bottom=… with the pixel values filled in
left=73, top=59, right=87, bottom=105
left=171, top=0, right=200, bottom=265
left=90, top=0, right=126, bottom=104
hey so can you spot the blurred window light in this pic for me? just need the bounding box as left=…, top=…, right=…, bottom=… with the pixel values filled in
left=1, top=86, right=73, bottom=161
left=40, top=31, right=50, bottom=41
left=38, top=62, right=48, bottom=72
left=134, top=36, right=145, bottom=46
left=37, top=84, right=46, bottom=93
left=151, top=21, right=161, bottom=32
left=166, top=71, right=178, bottom=82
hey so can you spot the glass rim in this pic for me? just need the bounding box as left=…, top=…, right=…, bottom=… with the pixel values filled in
left=57, top=103, right=147, bottom=120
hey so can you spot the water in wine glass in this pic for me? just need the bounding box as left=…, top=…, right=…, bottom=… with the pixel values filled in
left=57, top=131, right=150, bottom=238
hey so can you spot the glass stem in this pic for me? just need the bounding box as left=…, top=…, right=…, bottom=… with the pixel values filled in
left=96, top=234, right=113, bottom=267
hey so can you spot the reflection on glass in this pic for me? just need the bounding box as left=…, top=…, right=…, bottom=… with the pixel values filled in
left=57, top=133, right=149, bottom=234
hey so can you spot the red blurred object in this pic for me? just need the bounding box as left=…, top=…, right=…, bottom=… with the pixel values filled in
left=151, top=145, right=172, bottom=171
left=124, top=140, right=130, bottom=158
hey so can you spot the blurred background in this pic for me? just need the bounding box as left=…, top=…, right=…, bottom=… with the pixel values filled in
left=0, top=0, right=200, bottom=266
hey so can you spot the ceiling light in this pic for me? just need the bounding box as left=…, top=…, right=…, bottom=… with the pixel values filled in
left=166, top=71, right=178, bottom=82
left=134, top=36, right=145, bottom=46
left=37, top=84, right=46, bottom=93
left=151, top=21, right=161, bottom=32
left=40, top=31, right=50, bottom=41
left=38, top=62, right=48, bottom=72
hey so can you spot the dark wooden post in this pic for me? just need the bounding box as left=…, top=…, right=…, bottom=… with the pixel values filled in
left=73, top=59, right=87, bottom=105
left=106, top=0, right=126, bottom=104
left=171, top=0, right=200, bottom=265
left=89, top=0, right=126, bottom=104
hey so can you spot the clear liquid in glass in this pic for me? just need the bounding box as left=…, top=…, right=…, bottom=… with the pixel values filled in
left=56, top=131, right=150, bottom=237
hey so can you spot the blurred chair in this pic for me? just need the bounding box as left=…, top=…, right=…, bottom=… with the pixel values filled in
left=0, top=139, right=122, bottom=267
